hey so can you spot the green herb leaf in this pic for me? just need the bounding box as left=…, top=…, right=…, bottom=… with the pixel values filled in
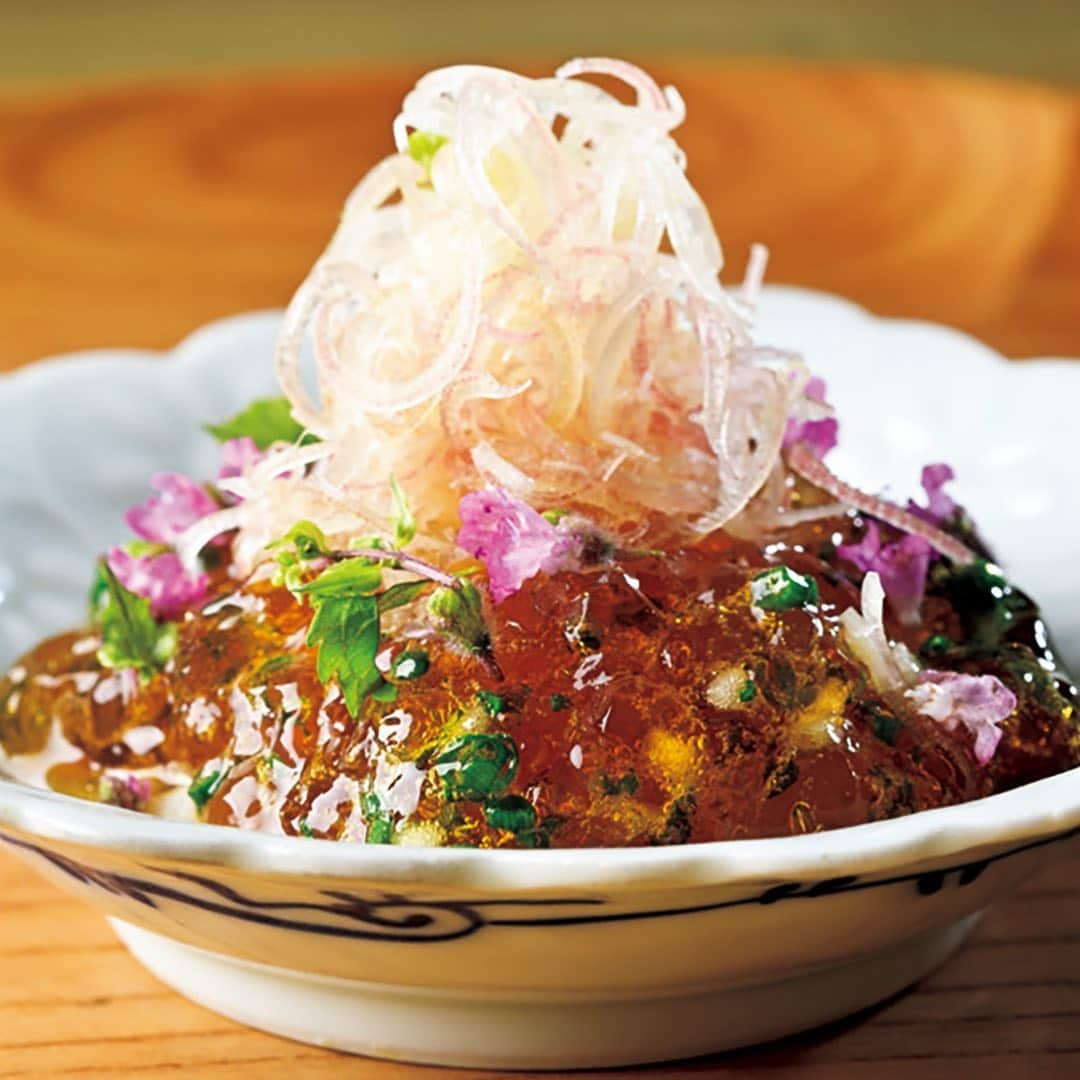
left=407, top=130, right=448, bottom=183
left=871, top=712, right=902, bottom=746
left=254, top=653, right=294, bottom=679
left=305, top=593, right=385, bottom=717
left=549, top=693, right=571, bottom=712
left=369, top=680, right=399, bottom=704
left=361, top=792, right=394, bottom=844
left=96, top=564, right=177, bottom=677
left=205, top=397, right=311, bottom=450
left=435, top=733, right=518, bottom=802
left=738, top=680, right=757, bottom=703
left=751, top=566, right=820, bottom=611
left=88, top=560, right=111, bottom=621
left=348, top=535, right=386, bottom=554
left=919, top=633, right=954, bottom=659
left=598, top=771, right=639, bottom=796
left=296, top=559, right=383, bottom=599
left=392, top=650, right=430, bottom=680
left=388, top=476, right=416, bottom=548
left=268, top=520, right=330, bottom=561
left=653, top=793, right=697, bottom=845
left=939, top=559, right=1033, bottom=648
left=861, top=701, right=903, bottom=746
left=297, top=817, right=315, bottom=839
left=476, top=690, right=504, bottom=717
left=188, top=766, right=225, bottom=812
left=377, top=579, right=431, bottom=613
left=516, top=814, right=566, bottom=849
left=483, top=794, right=536, bottom=833
left=271, top=554, right=306, bottom=593
left=995, top=643, right=1074, bottom=720
left=427, top=580, right=491, bottom=656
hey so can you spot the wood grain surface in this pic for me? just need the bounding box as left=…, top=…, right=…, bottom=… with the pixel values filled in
left=1, top=60, right=1079, bottom=370
left=1, top=60, right=1079, bottom=1077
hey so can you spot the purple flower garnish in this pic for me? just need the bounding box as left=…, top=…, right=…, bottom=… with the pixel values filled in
left=783, top=376, right=839, bottom=460
left=107, top=546, right=209, bottom=620
left=125, top=472, right=218, bottom=546
left=837, top=520, right=933, bottom=626
left=907, top=463, right=958, bottom=526
left=218, top=437, right=263, bottom=482
left=906, top=670, right=1016, bottom=766
left=457, top=488, right=582, bottom=603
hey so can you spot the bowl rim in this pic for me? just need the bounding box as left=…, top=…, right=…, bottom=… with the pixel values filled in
left=2, top=290, right=1078, bottom=896
left=1, top=769, right=1078, bottom=893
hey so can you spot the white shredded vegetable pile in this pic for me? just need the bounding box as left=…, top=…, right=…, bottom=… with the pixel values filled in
left=212, top=59, right=825, bottom=568
left=839, top=573, right=921, bottom=703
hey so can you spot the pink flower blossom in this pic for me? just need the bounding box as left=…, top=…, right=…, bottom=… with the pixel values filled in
left=218, top=437, right=263, bottom=482
left=907, top=463, right=958, bottom=526
left=783, top=376, right=839, bottom=460
left=838, top=521, right=933, bottom=626
left=456, top=489, right=582, bottom=603
left=906, top=670, right=1016, bottom=766
left=125, top=472, right=218, bottom=546
left=97, top=773, right=152, bottom=812
left=108, top=546, right=209, bottom=619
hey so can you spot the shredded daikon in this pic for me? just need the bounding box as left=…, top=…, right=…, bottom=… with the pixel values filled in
left=202, top=60, right=829, bottom=568
left=786, top=444, right=976, bottom=565
left=839, top=572, right=921, bottom=700
left=220, top=59, right=818, bottom=564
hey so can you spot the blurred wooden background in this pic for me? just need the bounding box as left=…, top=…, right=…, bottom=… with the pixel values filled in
left=3, top=1, right=1079, bottom=87
left=0, top=60, right=1078, bottom=372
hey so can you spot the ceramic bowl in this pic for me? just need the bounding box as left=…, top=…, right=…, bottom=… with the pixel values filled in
left=0, top=288, right=1077, bottom=1070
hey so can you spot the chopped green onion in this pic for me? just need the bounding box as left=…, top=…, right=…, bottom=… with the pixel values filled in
left=361, top=792, right=394, bottom=844
left=188, top=766, right=224, bottom=812
left=483, top=794, right=537, bottom=833
left=393, top=650, right=430, bottom=680
left=476, top=690, right=504, bottom=717
left=435, top=733, right=518, bottom=802
left=751, top=566, right=820, bottom=611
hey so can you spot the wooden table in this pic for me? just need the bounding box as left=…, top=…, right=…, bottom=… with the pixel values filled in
left=1, top=60, right=1078, bottom=1077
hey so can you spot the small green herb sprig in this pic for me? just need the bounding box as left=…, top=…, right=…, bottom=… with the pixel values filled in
left=751, top=566, right=820, bottom=612
left=407, top=131, right=448, bottom=184
left=92, top=563, right=177, bottom=679
left=270, top=482, right=498, bottom=718
left=205, top=396, right=314, bottom=450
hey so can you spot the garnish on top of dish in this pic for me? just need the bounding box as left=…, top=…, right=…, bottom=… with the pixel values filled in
left=1, top=60, right=1076, bottom=846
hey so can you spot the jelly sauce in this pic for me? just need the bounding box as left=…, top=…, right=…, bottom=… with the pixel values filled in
left=1, top=519, right=1076, bottom=847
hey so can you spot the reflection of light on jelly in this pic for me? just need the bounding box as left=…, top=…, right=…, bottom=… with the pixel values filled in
left=2, top=511, right=1078, bottom=848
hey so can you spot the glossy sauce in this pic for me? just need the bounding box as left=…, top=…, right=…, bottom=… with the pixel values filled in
left=1, top=517, right=1077, bottom=847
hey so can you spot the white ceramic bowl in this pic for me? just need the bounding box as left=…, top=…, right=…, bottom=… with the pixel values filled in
left=0, top=288, right=1077, bottom=1070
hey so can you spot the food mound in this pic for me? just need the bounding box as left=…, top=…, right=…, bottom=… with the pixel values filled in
left=1, top=60, right=1076, bottom=847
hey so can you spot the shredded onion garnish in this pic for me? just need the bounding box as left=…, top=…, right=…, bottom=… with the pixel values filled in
left=786, top=443, right=976, bottom=565
left=179, top=59, right=975, bottom=581
left=207, top=58, right=810, bottom=568
left=839, top=572, right=921, bottom=701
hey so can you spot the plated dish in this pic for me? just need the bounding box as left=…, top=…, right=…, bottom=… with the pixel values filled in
left=1, top=60, right=1076, bottom=848
left=0, top=59, right=1077, bottom=1067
